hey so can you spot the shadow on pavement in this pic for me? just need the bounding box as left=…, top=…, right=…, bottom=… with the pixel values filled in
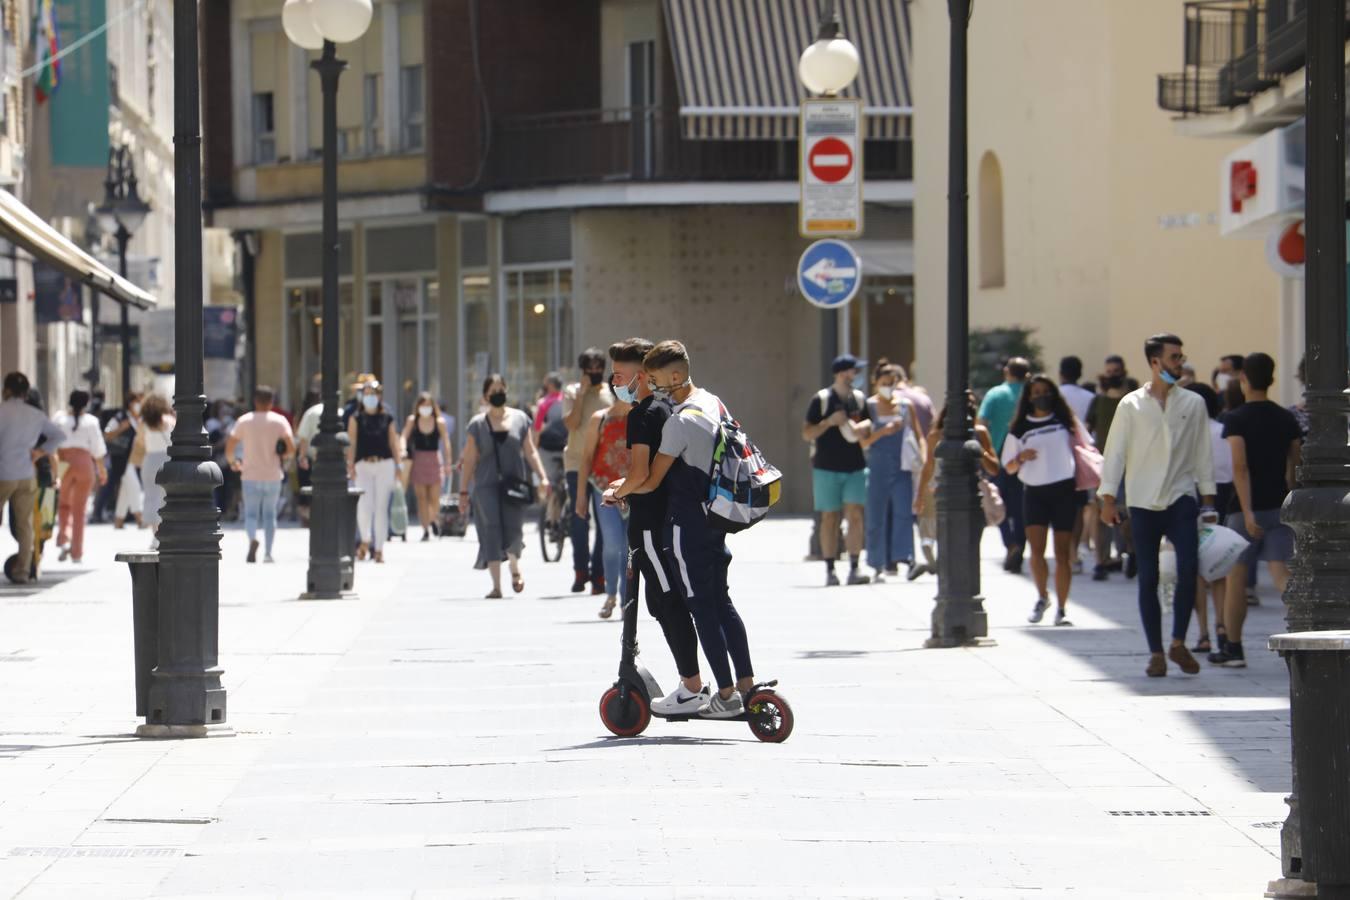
left=548, top=734, right=751, bottom=751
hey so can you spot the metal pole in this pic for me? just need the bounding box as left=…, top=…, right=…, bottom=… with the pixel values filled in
left=303, top=40, right=354, bottom=599
left=144, top=0, right=226, bottom=733
left=1272, top=0, right=1350, bottom=890
left=90, top=289, right=101, bottom=390
left=118, top=226, right=131, bottom=403
left=928, top=0, right=988, bottom=648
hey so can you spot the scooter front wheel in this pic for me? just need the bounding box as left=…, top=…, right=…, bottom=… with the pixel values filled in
left=746, top=689, right=794, bottom=743
left=598, top=686, right=650, bottom=737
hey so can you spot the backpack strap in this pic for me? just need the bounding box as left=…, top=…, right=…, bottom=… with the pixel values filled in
left=816, top=388, right=831, bottom=421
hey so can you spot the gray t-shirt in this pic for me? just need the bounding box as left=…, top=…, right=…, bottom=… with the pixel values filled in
left=659, top=388, right=722, bottom=522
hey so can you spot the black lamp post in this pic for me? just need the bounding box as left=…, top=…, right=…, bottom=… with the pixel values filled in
left=142, top=0, right=227, bottom=735
left=95, top=145, right=151, bottom=404
left=282, top=0, right=372, bottom=599
left=927, top=0, right=988, bottom=647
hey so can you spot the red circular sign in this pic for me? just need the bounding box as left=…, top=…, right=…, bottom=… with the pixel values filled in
left=808, top=137, right=853, bottom=184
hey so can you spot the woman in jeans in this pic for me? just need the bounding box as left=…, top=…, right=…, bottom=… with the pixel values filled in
left=54, top=390, right=108, bottom=564
left=459, top=375, right=551, bottom=598
left=857, top=363, right=926, bottom=582
left=346, top=381, right=401, bottom=563
left=576, top=383, right=632, bottom=618
left=401, top=391, right=454, bottom=541
left=1000, top=376, right=1090, bottom=627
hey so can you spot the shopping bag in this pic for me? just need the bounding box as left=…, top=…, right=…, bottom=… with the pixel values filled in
left=1198, top=522, right=1248, bottom=582
left=390, top=485, right=409, bottom=537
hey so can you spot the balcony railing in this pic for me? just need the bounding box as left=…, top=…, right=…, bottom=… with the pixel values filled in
left=488, top=106, right=911, bottom=190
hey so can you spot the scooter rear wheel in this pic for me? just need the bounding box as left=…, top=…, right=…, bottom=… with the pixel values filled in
left=599, top=686, right=650, bottom=737
left=746, top=690, right=794, bottom=743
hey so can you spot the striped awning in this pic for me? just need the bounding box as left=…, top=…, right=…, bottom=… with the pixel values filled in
left=663, top=0, right=912, bottom=141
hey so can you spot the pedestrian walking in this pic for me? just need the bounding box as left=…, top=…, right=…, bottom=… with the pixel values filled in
left=0, top=372, right=66, bottom=583
left=912, top=392, right=1000, bottom=579
left=1059, top=355, right=1097, bottom=570
left=563, top=349, right=614, bottom=595
left=132, top=394, right=175, bottom=538
left=104, top=393, right=143, bottom=529
left=225, top=386, right=296, bottom=564
left=802, top=353, right=870, bottom=586
left=1000, top=376, right=1088, bottom=626
left=535, top=372, right=568, bottom=495
left=401, top=392, right=454, bottom=541
left=459, top=374, right=551, bottom=598
left=1208, top=352, right=1301, bottom=668
left=604, top=337, right=706, bottom=713
left=576, top=368, right=633, bottom=618
left=891, top=361, right=936, bottom=434
left=978, top=357, right=1030, bottom=573
left=346, top=381, right=401, bottom=563
left=858, top=362, right=926, bottom=581
left=1213, top=354, right=1244, bottom=393
left=1099, top=334, right=1216, bottom=678
left=53, top=390, right=108, bottom=564
left=1185, top=383, right=1231, bottom=656
left=1087, top=355, right=1136, bottom=580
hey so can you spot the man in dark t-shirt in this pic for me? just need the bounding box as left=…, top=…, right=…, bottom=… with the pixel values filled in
left=605, top=338, right=705, bottom=716
left=802, top=354, right=869, bottom=586
left=1210, top=352, right=1302, bottom=669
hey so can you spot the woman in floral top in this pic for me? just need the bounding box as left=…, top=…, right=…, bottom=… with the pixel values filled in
left=577, top=386, right=633, bottom=618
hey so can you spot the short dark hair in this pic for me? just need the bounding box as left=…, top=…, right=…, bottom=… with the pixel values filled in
left=1243, top=352, right=1275, bottom=390
left=1186, top=382, right=1221, bottom=419
left=1104, top=354, right=1125, bottom=368
left=609, top=337, right=654, bottom=364
left=481, top=373, right=506, bottom=397
left=254, top=385, right=275, bottom=404
left=3, top=371, right=29, bottom=399
left=1059, top=356, right=1083, bottom=382
left=1222, top=354, right=1245, bottom=371
left=1006, top=357, right=1030, bottom=380
left=643, top=340, right=690, bottom=372
left=578, top=348, right=606, bottom=370
left=1144, top=333, right=1183, bottom=365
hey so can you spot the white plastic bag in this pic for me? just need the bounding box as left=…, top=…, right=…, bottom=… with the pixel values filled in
left=1158, top=542, right=1176, bottom=615
left=1198, top=523, right=1249, bottom=582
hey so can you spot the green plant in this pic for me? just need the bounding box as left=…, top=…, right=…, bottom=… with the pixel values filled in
left=968, top=326, right=1044, bottom=395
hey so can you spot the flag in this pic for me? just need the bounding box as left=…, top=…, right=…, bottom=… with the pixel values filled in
left=34, top=0, right=60, bottom=104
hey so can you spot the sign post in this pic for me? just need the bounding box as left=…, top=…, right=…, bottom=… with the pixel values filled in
left=799, top=98, right=863, bottom=237
left=797, top=239, right=862, bottom=309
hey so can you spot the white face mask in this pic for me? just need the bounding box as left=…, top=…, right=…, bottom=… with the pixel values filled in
left=129, top=403, right=141, bottom=415
left=362, top=394, right=379, bottom=412
left=418, top=405, right=433, bottom=417
left=878, top=385, right=895, bottom=400
left=1215, top=373, right=1233, bottom=391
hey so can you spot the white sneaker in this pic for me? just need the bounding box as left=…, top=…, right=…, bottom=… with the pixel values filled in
left=263, top=554, right=275, bottom=564
left=702, top=690, right=745, bottom=719
left=651, top=685, right=710, bottom=716
left=1028, top=596, right=1051, bottom=624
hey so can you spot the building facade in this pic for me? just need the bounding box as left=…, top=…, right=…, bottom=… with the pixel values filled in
left=0, top=0, right=34, bottom=380
left=205, top=0, right=916, bottom=513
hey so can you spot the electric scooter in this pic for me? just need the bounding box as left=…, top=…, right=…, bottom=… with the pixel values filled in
left=597, top=561, right=794, bottom=743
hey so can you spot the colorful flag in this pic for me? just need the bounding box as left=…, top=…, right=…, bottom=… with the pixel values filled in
left=34, top=0, right=60, bottom=104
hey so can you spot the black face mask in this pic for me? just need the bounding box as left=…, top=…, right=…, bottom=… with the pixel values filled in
left=587, top=371, right=604, bottom=386
left=488, top=391, right=507, bottom=408
left=1102, top=375, right=1124, bottom=390
left=1031, top=396, right=1055, bottom=413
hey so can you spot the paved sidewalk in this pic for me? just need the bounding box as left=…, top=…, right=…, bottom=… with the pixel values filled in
left=0, top=517, right=1291, bottom=898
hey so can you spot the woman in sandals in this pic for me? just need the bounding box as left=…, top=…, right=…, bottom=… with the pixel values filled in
left=401, top=391, right=454, bottom=542
left=460, top=374, right=551, bottom=598
left=576, top=378, right=633, bottom=618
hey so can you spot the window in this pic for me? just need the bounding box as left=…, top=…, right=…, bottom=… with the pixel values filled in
left=364, top=73, right=382, bottom=155
left=253, top=92, right=276, bottom=164
left=978, top=151, right=1006, bottom=289
left=461, top=273, right=492, bottom=429
left=109, top=61, right=120, bottom=108
left=627, top=41, right=655, bottom=177
left=286, top=284, right=357, bottom=409
left=401, top=65, right=424, bottom=151
left=505, top=268, right=573, bottom=402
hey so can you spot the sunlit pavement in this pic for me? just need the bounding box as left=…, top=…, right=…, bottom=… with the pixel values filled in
left=0, top=515, right=1289, bottom=897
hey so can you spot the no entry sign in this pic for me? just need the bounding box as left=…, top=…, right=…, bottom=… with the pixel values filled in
left=799, top=98, right=863, bottom=238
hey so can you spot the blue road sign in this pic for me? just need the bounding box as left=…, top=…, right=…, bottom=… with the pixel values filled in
left=797, top=239, right=862, bottom=309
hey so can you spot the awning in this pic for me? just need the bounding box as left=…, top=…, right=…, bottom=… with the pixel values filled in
left=0, top=188, right=155, bottom=309
left=663, top=0, right=913, bottom=140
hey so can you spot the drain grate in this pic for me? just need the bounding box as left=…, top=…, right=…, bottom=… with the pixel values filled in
left=1108, top=810, right=1212, bottom=817
left=9, top=847, right=183, bottom=859
left=1252, top=821, right=1284, bottom=829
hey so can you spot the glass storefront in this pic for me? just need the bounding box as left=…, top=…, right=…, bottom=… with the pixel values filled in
left=504, top=267, right=573, bottom=409
left=366, top=276, right=438, bottom=420
left=286, top=283, right=357, bottom=411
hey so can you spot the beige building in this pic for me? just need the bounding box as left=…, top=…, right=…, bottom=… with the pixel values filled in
left=909, top=0, right=1292, bottom=405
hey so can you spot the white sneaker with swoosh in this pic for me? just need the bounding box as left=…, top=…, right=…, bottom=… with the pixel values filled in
left=652, top=685, right=710, bottom=715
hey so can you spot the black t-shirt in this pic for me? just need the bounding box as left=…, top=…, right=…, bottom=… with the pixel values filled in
left=805, top=388, right=866, bottom=472
left=626, top=395, right=671, bottom=537
left=1221, top=400, right=1302, bottom=512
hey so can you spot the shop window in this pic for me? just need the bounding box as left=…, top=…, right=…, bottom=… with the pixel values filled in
left=506, top=268, right=573, bottom=403
left=461, top=273, right=492, bottom=427
left=978, top=151, right=1005, bottom=289
left=286, top=284, right=357, bottom=410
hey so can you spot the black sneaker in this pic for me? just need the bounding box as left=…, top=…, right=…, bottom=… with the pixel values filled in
left=1091, top=565, right=1108, bottom=582
left=1210, top=643, right=1247, bottom=668
left=1009, top=552, right=1025, bottom=576
left=1002, top=548, right=1017, bottom=572
left=1124, top=554, right=1138, bottom=579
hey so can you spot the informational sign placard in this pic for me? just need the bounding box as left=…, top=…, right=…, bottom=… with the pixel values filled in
left=203, top=306, right=240, bottom=360
left=799, top=98, right=863, bottom=238
left=797, top=239, right=862, bottom=309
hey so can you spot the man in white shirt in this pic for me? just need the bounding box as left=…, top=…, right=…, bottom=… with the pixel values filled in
left=1100, top=334, right=1217, bottom=679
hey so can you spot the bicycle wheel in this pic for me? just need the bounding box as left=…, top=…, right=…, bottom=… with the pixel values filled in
left=540, top=504, right=564, bottom=563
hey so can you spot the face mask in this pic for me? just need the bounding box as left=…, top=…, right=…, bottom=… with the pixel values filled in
left=1101, top=375, right=1123, bottom=390
left=1031, top=395, right=1055, bottom=413
left=878, top=385, right=895, bottom=400
left=488, top=391, right=507, bottom=408
left=418, top=405, right=433, bottom=417
left=1159, top=367, right=1179, bottom=386
left=613, top=375, right=638, bottom=404
left=1215, top=373, right=1233, bottom=391
left=588, top=371, right=604, bottom=386
left=362, top=395, right=379, bottom=411
left=130, top=403, right=141, bottom=415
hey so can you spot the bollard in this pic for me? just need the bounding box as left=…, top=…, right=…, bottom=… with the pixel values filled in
left=115, top=551, right=160, bottom=718
left=1269, top=631, right=1350, bottom=900
left=342, top=486, right=362, bottom=591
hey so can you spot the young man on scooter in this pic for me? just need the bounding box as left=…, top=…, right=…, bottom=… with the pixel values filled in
left=625, top=340, right=757, bottom=719
left=604, top=338, right=708, bottom=715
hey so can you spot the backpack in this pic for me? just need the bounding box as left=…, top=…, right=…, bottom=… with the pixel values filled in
left=538, top=398, right=568, bottom=452
left=676, top=397, right=783, bottom=533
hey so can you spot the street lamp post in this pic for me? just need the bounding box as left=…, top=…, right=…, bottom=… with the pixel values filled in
left=927, top=0, right=988, bottom=648
left=283, top=0, right=372, bottom=599
left=95, top=145, right=151, bottom=403
left=143, top=0, right=227, bottom=735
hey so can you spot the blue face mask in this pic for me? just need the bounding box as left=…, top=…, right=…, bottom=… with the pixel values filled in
left=1159, top=368, right=1179, bottom=386
left=613, top=375, right=638, bottom=404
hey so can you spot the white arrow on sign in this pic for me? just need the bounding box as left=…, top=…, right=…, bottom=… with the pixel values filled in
left=802, top=257, right=858, bottom=288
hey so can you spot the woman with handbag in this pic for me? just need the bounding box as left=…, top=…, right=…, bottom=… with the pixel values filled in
left=459, top=374, right=551, bottom=598
left=1001, top=376, right=1098, bottom=626
left=345, top=380, right=401, bottom=563
left=857, top=363, right=926, bottom=582
left=912, top=393, right=1001, bottom=579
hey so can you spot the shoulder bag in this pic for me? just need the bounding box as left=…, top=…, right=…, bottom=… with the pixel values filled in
left=1070, top=421, right=1103, bottom=491
left=490, top=415, right=535, bottom=505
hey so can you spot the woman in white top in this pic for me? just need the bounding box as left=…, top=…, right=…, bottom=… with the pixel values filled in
left=1001, top=376, right=1090, bottom=627
left=131, top=394, right=176, bottom=536
left=1185, top=383, right=1232, bottom=655
left=54, top=390, right=108, bottom=563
